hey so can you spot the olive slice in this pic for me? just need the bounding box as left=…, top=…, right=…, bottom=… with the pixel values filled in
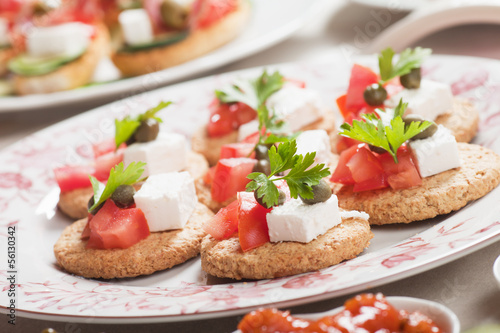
left=87, top=196, right=104, bottom=215
left=111, top=185, right=136, bottom=208
left=400, top=67, right=421, bottom=89
left=134, top=118, right=159, bottom=143
left=299, top=180, right=332, bottom=205
left=160, top=0, right=191, bottom=30
left=363, top=83, right=387, bottom=106
left=253, top=159, right=271, bottom=176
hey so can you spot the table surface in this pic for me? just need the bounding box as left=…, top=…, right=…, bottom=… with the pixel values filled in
left=1, top=1, right=500, bottom=332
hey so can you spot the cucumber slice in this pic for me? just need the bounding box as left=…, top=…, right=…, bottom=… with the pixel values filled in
left=8, top=51, right=84, bottom=76
left=118, top=30, right=189, bottom=53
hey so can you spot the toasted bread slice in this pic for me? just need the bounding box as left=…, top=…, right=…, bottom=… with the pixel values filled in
left=434, top=99, right=479, bottom=143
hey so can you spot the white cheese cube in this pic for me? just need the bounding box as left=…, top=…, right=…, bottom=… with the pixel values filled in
left=267, top=196, right=341, bottom=243
left=385, top=79, right=454, bottom=121
left=27, top=22, right=93, bottom=58
left=295, top=130, right=332, bottom=167
left=0, top=18, right=9, bottom=47
left=266, top=86, right=325, bottom=133
left=237, top=119, right=259, bottom=142
left=409, top=125, right=461, bottom=178
left=119, top=9, right=154, bottom=46
left=134, top=172, right=197, bottom=232
left=123, top=132, right=187, bottom=178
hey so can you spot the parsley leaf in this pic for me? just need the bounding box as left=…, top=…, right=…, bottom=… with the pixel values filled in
left=88, top=161, right=146, bottom=213
left=114, top=101, right=171, bottom=149
left=246, top=140, right=330, bottom=208
left=339, top=100, right=432, bottom=163
left=378, top=47, right=432, bottom=83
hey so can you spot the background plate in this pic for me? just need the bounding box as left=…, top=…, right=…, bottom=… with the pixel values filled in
left=0, top=54, right=500, bottom=323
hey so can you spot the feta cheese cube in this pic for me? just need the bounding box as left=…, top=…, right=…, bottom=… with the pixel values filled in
left=267, top=196, right=341, bottom=243
left=295, top=130, right=332, bottom=167
left=0, top=18, right=9, bottom=47
left=27, top=22, right=93, bottom=58
left=119, top=9, right=154, bottom=46
left=385, top=79, right=454, bottom=121
left=134, top=172, right=197, bottom=232
left=266, top=86, right=325, bottom=133
left=409, top=125, right=461, bottom=178
left=123, top=132, right=187, bottom=178
left=237, top=119, right=259, bottom=142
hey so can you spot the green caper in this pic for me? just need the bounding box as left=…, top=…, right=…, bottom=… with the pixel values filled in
left=87, top=196, right=104, bottom=215
left=111, top=184, right=136, bottom=208
left=299, top=180, right=332, bottom=205
left=368, top=144, right=387, bottom=155
left=254, top=144, right=271, bottom=161
left=363, top=83, right=387, bottom=106
left=160, top=0, right=191, bottom=29
left=400, top=67, right=421, bottom=89
left=134, top=118, right=159, bottom=143
left=254, top=189, right=286, bottom=208
left=253, top=159, right=271, bottom=176
left=402, top=114, right=438, bottom=140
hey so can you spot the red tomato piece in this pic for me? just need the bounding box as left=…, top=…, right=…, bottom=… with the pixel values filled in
left=336, top=94, right=358, bottom=123
left=240, top=130, right=261, bottom=144
left=336, top=136, right=361, bottom=154
left=345, top=64, right=379, bottom=111
left=211, top=157, right=257, bottom=202
left=237, top=191, right=270, bottom=252
left=190, top=0, right=237, bottom=29
left=378, top=146, right=421, bottom=190
left=343, top=294, right=400, bottom=333
left=93, top=149, right=124, bottom=181
left=54, top=165, right=95, bottom=192
left=203, top=200, right=239, bottom=240
left=330, top=144, right=360, bottom=185
left=92, top=138, right=125, bottom=158
left=86, top=200, right=150, bottom=249
left=207, top=99, right=257, bottom=137
left=220, top=142, right=256, bottom=159
left=346, top=146, right=388, bottom=192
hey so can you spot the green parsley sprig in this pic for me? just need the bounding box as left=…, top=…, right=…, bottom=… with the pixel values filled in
left=88, top=161, right=146, bottom=213
left=378, top=47, right=431, bottom=84
left=114, top=101, right=171, bottom=149
left=246, top=140, right=330, bottom=208
left=339, top=100, right=432, bottom=163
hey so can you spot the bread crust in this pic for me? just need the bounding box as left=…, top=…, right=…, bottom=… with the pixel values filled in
left=201, top=216, right=373, bottom=280
left=12, top=24, right=110, bottom=95
left=57, top=151, right=209, bottom=220
left=54, top=202, right=213, bottom=279
left=332, top=143, right=500, bottom=225
left=111, top=0, right=251, bottom=77
left=434, top=99, right=479, bottom=143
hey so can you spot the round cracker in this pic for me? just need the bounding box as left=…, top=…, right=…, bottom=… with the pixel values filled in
left=434, top=99, right=479, bottom=143
left=201, top=216, right=373, bottom=280
left=57, top=151, right=209, bottom=220
left=111, top=0, right=251, bottom=77
left=54, top=202, right=213, bottom=279
left=332, top=143, right=500, bottom=225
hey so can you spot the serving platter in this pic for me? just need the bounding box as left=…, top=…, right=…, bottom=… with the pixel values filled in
left=0, top=0, right=325, bottom=113
left=1, top=53, right=500, bottom=323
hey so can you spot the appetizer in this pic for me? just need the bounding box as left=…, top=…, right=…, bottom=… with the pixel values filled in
left=8, top=0, right=110, bottom=95
left=200, top=140, right=373, bottom=280
left=111, top=0, right=251, bottom=76
left=54, top=101, right=209, bottom=219
left=335, top=47, right=478, bottom=152
left=331, top=101, right=500, bottom=225
left=238, top=293, right=444, bottom=333
left=191, top=70, right=337, bottom=165
left=54, top=162, right=214, bottom=279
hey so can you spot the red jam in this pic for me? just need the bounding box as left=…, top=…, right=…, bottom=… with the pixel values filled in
left=237, top=293, right=443, bottom=333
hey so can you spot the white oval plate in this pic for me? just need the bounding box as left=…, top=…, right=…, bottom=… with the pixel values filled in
left=0, top=0, right=325, bottom=113
left=0, top=53, right=500, bottom=324
left=349, top=0, right=434, bottom=11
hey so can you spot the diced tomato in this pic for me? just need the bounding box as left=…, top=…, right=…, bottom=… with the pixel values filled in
left=336, top=136, right=361, bottom=154
left=93, top=149, right=124, bottom=181
left=211, top=158, right=257, bottom=202
left=330, top=144, right=360, bottom=184
left=336, top=94, right=357, bottom=123
left=207, top=99, right=257, bottom=137
left=190, top=0, right=238, bottom=29
left=347, top=146, right=387, bottom=192
left=203, top=166, right=216, bottom=185
left=237, top=192, right=270, bottom=252
left=240, top=130, right=261, bottom=144
left=203, top=200, right=239, bottom=240
left=345, top=64, right=379, bottom=111
left=378, top=145, right=421, bottom=190
left=220, top=142, right=256, bottom=159
left=54, top=165, right=94, bottom=192
left=86, top=200, right=150, bottom=249
left=92, top=138, right=125, bottom=158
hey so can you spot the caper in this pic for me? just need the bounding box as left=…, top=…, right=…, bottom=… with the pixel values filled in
left=402, top=114, right=438, bottom=140
left=299, top=180, right=332, bottom=205
left=254, top=189, right=286, bottom=208
left=254, top=144, right=270, bottom=161
left=134, top=118, right=159, bottom=143
left=160, top=0, right=191, bottom=29
left=400, top=67, right=421, bottom=89
left=87, top=196, right=104, bottom=215
left=363, top=83, right=387, bottom=106
left=368, top=144, right=387, bottom=155
left=253, top=159, right=271, bottom=176
left=111, top=185, right=136, bottom=208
